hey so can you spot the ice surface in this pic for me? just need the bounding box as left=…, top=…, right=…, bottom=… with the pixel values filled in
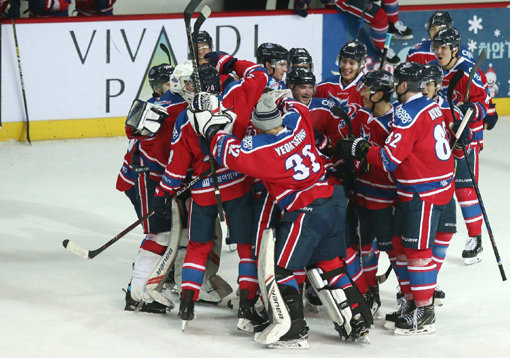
left=1, top=120, right=509, bottom=357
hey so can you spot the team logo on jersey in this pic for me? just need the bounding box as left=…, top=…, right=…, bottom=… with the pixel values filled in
left=242, top=136, right=253, bottom=150
left=394, top=106, right=413, bottom=124
left=172, top=126, right=179, bottom=141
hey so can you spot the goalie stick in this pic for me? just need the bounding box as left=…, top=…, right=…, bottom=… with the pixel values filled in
left=447, top=50, right=506, bottom=281
left=62, top=168, right=212, bottom=260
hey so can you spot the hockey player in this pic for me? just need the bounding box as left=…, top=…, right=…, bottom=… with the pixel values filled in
left=256, top=42, right=289, bottom=90
left=191, top=92, right=371, bottom=348
left=151, top=53, right=268, bottom=331
left=347, top=70, right=397, bottom=316
left=117, top=63, right=187, bottom=314
left=421, top=64, right=473, bottom=304
left=315, top=40, right=366, bottom=111
left=406, top=11, right=498, bottom=135
left=432, top=28, right=491, bottom=264
left=75, top=0, right=115, bottom=16
left=335, top=62, right=455, bottom=335
left=329, top=0, right=412, bottom=64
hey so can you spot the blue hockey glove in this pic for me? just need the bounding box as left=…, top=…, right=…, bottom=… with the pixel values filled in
left=484, top=103, right=498, bottom=130
left=204, top=51, right=237, bottom=75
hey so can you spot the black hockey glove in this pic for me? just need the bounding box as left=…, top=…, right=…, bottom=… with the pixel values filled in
left=458, top=102, right=477, bottom=122
left=334, top=137, right=371, bottom=162
left=151, top=186, right=172, bottom=219
left=204, top=51, right=238, bottom=75
left=484, top=103, right=498, bottom=130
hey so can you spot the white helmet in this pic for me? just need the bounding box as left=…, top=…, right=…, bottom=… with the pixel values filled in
left=170, top=61, right=195, bottom=103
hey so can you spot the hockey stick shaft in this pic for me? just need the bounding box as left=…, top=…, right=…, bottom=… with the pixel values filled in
left=464, top=49, right=486, bottom=103
left=459, top=143, right=506, bottom=281
left=11, top=19, right=31, bottom=145
left=378, top=33, right=392, bottom=70
left=356, top=0, right=369, bottom=40
left=63, top=168, right=212, bottom=259
left=184, top=1, right=225, bottom=221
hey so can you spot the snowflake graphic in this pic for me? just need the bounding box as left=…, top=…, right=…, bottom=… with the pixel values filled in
left=494, top=29, right=501, bottom=37
left=467, top=39, right=478, bottom=53
left=468, top=15, right=483, bottom=34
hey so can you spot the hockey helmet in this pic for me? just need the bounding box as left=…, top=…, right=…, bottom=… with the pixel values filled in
left=393, top=62, right=427, bottom=92
left=256, top=43, right=289, bottom=67
left=432, top=27, right=461, bottom=54
left=286, top=67, right=316, bottom=88
left=426, top=11, right=453, bottom=31
left=423, top=64, right=444, bottom=90
left=148, top=63, right=174, bottom=89
left=288, top=47, right=313, bottom=71
left=337, top=40, right=367, bottom=66
left=360, top=70, right=394, bottom=101
left=193, top=30, right=213, bottom=50
left=170, top=61, right=194, bottom=103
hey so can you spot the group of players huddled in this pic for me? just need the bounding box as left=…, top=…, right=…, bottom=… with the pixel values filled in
left=115, top=10, right=497, bottom=349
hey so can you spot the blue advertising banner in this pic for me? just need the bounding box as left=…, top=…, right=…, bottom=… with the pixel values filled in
left=322, top=7, right=510, bottom=98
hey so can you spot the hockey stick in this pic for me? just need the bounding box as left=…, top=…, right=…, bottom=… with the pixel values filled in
left=11, top=19, right=31, bottom=145
left=62, top=168, right=212, bottom=260
left=464, top=49, right=487, bottom=103
left=378, top=33, right=392, bottom=70
left=159, top=43, right=172, bottom=64
left=356, top=0, right=370, bottom=40
left=184, top=0, right=225, bottom=222
left=446, top=52, right=506, bottom=281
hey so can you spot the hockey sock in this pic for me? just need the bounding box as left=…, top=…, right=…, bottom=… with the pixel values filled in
left=237, top=243, right=259, bottom=299
left=456, top=187, right=483, bottom=237
left=361, top=243, right=379, bottom=287
left=381, top=0, right=399, bottom=23
left=432, top=232, right=453, bottom=273
left=391, top=237, right=412, bottom=299
left=316, top=257, right=352, bottom=289
left=404, top=247, right=437, bottom=307
left=345, top=247, right=368, bottom=294
left=182, top=240, right=213, bottom=301
left=370, top=8, right=389, bottom=50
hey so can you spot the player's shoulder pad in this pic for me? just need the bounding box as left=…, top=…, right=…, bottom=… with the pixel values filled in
left=393, top=96, right=434, bottom=128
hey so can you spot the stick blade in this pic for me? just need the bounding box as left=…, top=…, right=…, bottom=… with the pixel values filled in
left=184, top=0, right=202, bottom=17
left=62, top=239, right=90, bottom=259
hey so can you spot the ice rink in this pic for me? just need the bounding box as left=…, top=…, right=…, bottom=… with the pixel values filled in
left=1, top=120, right=509, bottom=357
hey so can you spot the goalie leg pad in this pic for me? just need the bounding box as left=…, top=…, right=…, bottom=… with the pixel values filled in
left=256, top=229, right=291, bottom=345
left=306, top=268, right=352, bottom=338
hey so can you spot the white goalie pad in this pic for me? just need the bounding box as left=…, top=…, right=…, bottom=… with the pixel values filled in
left=306, top=268, right=352, bottom=338
left=125, top=99, right=168, bottom=136
left=255, top=228, right=291, bottom=345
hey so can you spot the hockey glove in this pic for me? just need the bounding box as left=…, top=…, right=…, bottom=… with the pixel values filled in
left=334, top=137, right=371, bottom=162
left=313, top=127, right=332, bottom=155
left=188, top=109, right=235, bottom=142
left=204, top=51, right=238, bottom=75
left=451, top=119, right=473, bottom=147
left=484, top=103, right=498, bottom=130
left=151, top=186, right=172, bottom=219
left=125, top=99, right=168, bottom=136
left=458, top=102, right=477, bottom=122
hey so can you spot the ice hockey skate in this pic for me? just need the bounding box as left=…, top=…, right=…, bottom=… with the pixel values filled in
left=123, top=285, right=168, bottom=314
left=394, top=305, right=436, bottom=336
left=265, top=320, right=309, bottom=349
left=378, top=47, right=400, bottom=65
left=384, top=298, right=416, bottom=330
left=365, top=285, right=381, bottom=319
left=388, top=20, right=413, bottom=40
left=462, top=235, right=483, bottom=265
left=237, top=290, right=269, bottom=333
left=434, top=286, right=445, bottom=306
left=179, top=290, right=195, bottom=331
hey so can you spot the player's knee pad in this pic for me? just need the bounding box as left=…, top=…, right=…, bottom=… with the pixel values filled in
left=131, top=248, right=162, bottom=302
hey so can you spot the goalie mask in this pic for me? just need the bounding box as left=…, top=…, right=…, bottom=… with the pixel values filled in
left=170, top=61, right=195, bottom=104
